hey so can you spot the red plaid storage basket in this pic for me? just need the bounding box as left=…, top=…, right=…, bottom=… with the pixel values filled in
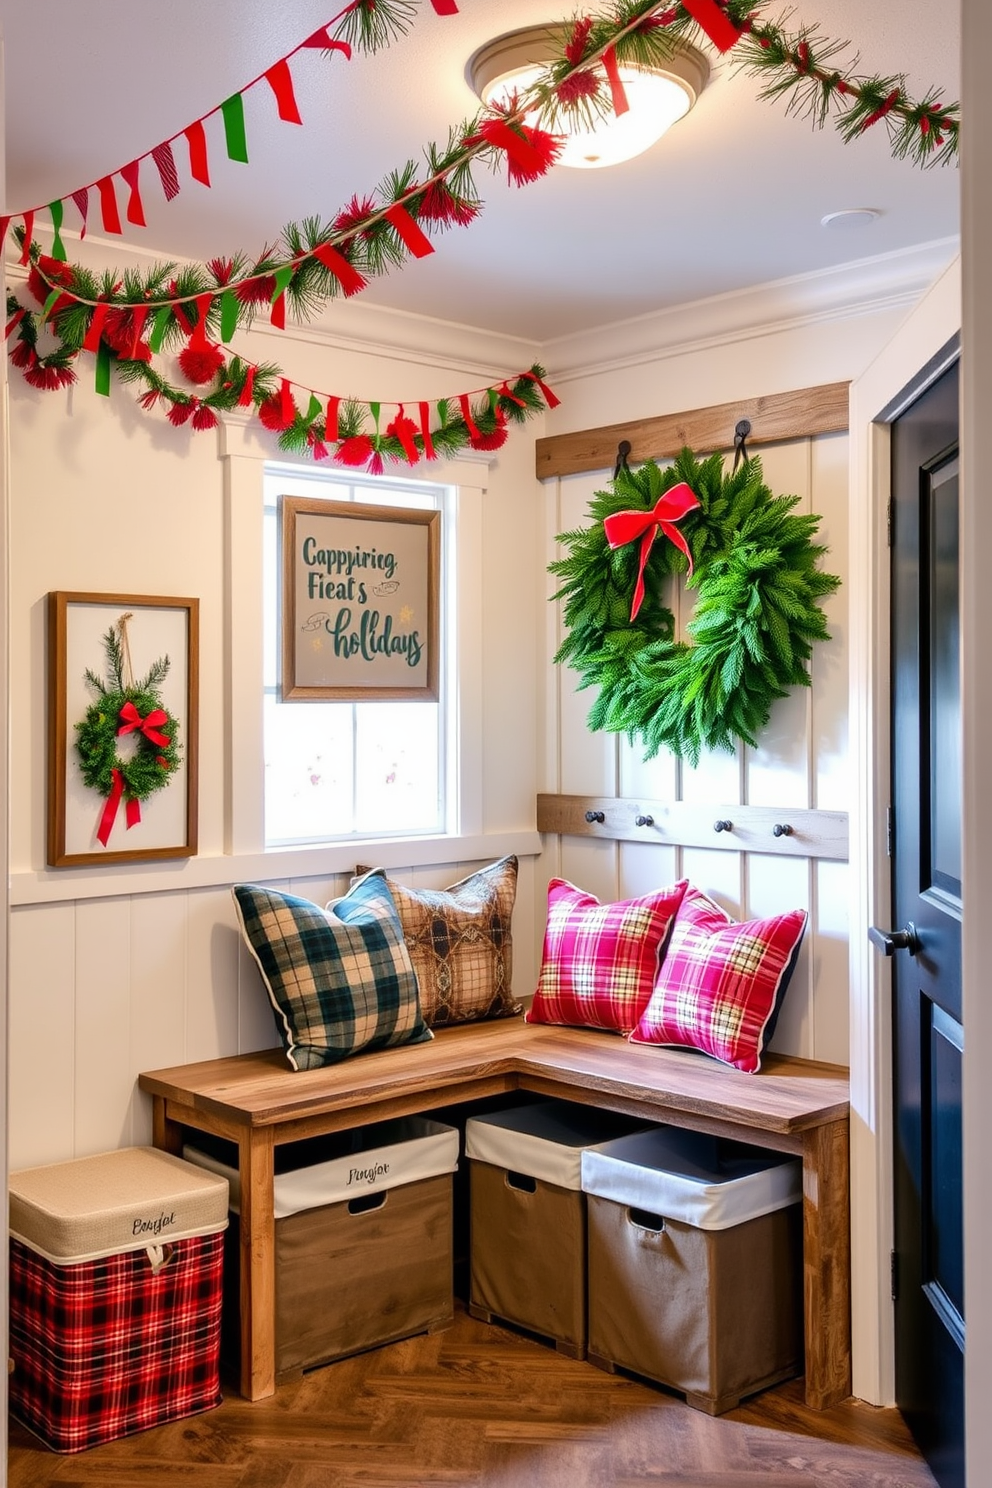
left=8, top=1147, right=228, bottom=1453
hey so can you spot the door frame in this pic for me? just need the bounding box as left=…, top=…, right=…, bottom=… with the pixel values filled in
left=847, top=259, right=961, bottom=1406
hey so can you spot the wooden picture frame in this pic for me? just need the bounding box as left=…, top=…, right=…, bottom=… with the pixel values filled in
left=47, top=592, right=199, bottom=867
left=280, top=496, right=440, bottom=701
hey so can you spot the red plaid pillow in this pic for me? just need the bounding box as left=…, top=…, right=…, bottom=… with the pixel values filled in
left=526, top=878, right=688, bottom=1034
left=629, top=888, right=807, bottom=1073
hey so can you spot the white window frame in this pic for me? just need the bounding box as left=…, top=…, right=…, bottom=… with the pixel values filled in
left=223, top=416, right=488, bottom=875
left=260, top=460, right=454, bottom=849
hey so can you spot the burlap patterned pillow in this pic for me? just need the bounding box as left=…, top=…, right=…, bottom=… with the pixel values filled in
left=352, top=857, right=521, bottom=1028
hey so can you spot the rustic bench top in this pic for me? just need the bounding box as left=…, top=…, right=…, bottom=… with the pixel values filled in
left=138, top=1017, right=849, bottom=1139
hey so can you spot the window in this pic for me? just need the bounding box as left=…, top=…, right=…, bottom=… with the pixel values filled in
left=263, top=464, right=453, bottom=847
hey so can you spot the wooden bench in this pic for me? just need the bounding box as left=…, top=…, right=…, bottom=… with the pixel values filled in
left=139, top=1019, right=851, bottom=1409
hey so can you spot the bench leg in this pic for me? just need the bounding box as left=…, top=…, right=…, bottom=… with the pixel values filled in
left=151, top=1096, right=184, bottom=1157
left=238, top=1128, right=276, bottom=1402
left=802, top=1117, right=852, bottom=1409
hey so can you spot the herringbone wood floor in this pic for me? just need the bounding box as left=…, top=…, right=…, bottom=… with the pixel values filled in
left=8, top=1303, right=935, bottom=1488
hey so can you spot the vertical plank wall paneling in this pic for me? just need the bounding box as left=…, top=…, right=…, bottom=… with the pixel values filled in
left=9, top=854, right=540, bottom=1171
left=542, top=433, right=851, bottom=1066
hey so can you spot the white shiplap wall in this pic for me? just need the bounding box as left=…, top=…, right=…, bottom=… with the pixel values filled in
left=539, top=431, right=850, bottom=1065
left=9, top=853, right=538, bottom=1171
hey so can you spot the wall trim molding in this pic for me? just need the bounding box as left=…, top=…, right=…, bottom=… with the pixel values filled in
left=9, top=829, right=544, bottom=907
left=542, top=239, right=958, bottom=384
left=847, top=253, right=961, bottom=1408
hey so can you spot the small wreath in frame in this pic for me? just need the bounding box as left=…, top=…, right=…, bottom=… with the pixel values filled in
left=75, top=613, right=182, bottom=845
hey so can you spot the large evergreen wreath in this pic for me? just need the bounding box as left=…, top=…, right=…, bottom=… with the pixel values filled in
left=550, top=449, right=841, bottom=764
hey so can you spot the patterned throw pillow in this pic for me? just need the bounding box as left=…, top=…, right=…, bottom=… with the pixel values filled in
left=353, top=858, right=521, bottom=1027
left=629, top=887, right=807, bottom=1074
left=525, top=878, right=688, bottom=1035
left=231, top=876, right=432, bottom=1070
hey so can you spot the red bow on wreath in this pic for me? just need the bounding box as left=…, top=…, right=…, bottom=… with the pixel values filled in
left=603, top=482, right=701, bottom=621
left=117, top=700, right=171, bottom=747
left=96, top=703, right=174, bottom=846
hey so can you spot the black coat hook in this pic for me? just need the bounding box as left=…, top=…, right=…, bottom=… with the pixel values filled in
left=732, top=419, right=752, bottom=472
left=614, top=440, right=632, bottom=479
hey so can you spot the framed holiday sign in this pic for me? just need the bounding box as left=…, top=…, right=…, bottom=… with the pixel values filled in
left=280, top=497, right=440, bottom=701
left=47, top=592, right=199, bottom=867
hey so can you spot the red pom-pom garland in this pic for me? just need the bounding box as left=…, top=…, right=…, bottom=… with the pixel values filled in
left=178, top=342, right=225, bottom=385
left=258, top=394, right=290, bottom=431
left=334, top=434, right=375, bottom=467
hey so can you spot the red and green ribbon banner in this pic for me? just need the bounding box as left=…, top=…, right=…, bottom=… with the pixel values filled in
left=4, top=0, right=959, bottom=470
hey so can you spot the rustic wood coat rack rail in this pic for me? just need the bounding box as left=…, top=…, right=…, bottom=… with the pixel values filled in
left=536, top=795, right=849, bottom=861
left=534, top=382, right=850, bottom=478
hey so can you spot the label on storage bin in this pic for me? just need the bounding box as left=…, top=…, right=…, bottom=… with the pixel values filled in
left=580, top=1128, right=802, bottom=1232
left=8, top=1147, right=229, bottom=1265
left=185, top=1115, right=459, bottom=1219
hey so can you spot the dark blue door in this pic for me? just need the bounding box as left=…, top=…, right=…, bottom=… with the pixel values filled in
left=885, top=356, right=963, bottom=1488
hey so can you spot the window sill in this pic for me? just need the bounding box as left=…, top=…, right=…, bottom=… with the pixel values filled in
left=9, top=829, right=544, bottom=907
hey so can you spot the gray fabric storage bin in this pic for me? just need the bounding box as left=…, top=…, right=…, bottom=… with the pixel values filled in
left=465, top=1100, right=647, bottom=1358
left=581, top=1126, right=803, bottom=1413
left=185, top=1115, right=458, bottom=1379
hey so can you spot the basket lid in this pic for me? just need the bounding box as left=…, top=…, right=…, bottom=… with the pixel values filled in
left=9, top=1147, right=229, bottom=1264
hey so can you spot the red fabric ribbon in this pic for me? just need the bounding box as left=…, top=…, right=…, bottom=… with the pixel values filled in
left=682, top=0, right=742, bottom=52
left=238, top=363, right=256, bottom=407
left=458, top=393, right=480, bottom=440
left=120, top=160, right=146, bottom=227
left=190, top=291, right=213, bottom=347
left=117, top=700, right=171, bottom=748
left=603, top=481, right=701, bottom=621
left=601, top=47, right=629, bottom=116
left=97, top=176, right=123, bottom=235
left=418, top=401, right=435, bottom=461
left=280, top=377, right=296, bottom=427
left=96, top=767, right=141, bottom=847
left=860, top=87, right=902, bottom=131
left=151, top=142, right=180, bottom=202
left=302, top=27, right=351, bottom=57
left=384, top=203, right=434, bottom=259
left=265, top=60, right=303, bottom=124
left=523, top=369, right=561, bottom=409
left=313, top=243, right=367, bottom=297
left=185, top=121, right=211, bottom=187
left=19, top=212, right=34, bottom=265
left=82, top=301, right=110, bottom=353
left=127, top=304, right=150, bottom=358
left=71, top=188, right=90, bottom=237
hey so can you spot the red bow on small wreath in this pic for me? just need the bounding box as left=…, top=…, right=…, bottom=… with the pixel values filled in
left=117, top=700, right=171, bottom=748
left=603, top=482, right=701, bottom=621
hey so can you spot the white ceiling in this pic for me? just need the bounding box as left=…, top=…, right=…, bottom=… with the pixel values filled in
left=0, top=0, right=961, bottom=345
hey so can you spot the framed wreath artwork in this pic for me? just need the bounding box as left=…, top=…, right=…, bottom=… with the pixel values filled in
left=47, top=592, right=199, bottom=866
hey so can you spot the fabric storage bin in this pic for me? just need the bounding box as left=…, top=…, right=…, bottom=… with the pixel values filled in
left=581, top=1127, right=803, bottom=1414
left=465, top=1100, right=647, bottom=1358
left=8, top=1147, right=229, bottom=1454
left=185, top=1114, right=458, bottom=1379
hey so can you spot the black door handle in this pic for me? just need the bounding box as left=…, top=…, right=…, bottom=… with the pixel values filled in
left=868, top=922, right=921, bottom=956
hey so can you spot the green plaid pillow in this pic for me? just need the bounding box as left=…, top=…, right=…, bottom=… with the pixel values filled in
left=232, top=877, right=432, bottom=1070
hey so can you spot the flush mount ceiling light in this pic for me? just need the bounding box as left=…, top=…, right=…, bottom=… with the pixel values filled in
left=820, top=208, right=882, bottom=229
left=468, top=26, right=708, bottom=170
